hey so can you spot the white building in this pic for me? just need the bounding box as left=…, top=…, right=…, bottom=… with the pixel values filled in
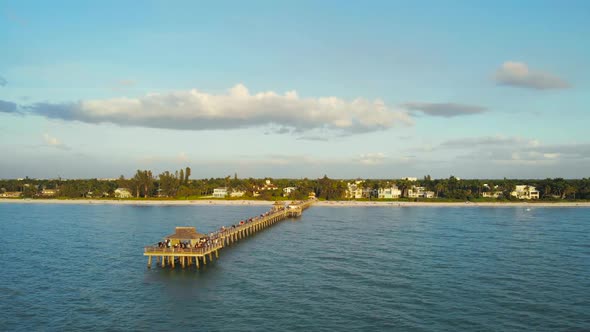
left=378, top=186, right=402, bottom=199
left=346, top=181, right=364, bottom=199
left=283, top=187, right=297, bottom=197
left=402, top=177, right=418, bottom=182
left=511, top=185, right=540, bottom=200
left=482, top=184, right=503, bottom=198
left=407, top=186, right=435, bottom=199
left=261, top=179, right=278, bottom=191
left=0, top=191, right=22, bottom=198
left=213, top=188, right=228, bottom=198
left=41, top=188, right=58, bottom=197
left=114, top=188, right=132, bottom=198
left=482, top=191, right=503, bottom=198
left=230, top=189, right=245, bottom=198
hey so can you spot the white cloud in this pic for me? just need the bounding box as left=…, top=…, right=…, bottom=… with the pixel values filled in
left=26, top=84, right=413, bottom=135
left=357, top=152, right=387, bottom=165
left=43, top=133, right=69, bottom=150
left=494, top=61, right=570, bottom=90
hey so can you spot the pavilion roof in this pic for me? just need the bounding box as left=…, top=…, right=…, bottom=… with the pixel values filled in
left=164, top=227, right=207, bottom=240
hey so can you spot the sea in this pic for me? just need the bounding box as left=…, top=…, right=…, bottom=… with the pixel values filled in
left=0, top=203, right=588, bottom=331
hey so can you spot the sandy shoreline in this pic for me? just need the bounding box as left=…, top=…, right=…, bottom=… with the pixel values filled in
left=1, top=198, right=589, bottom=207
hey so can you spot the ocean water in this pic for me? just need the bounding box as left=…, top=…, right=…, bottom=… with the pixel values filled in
left=0, top=203, right=588, bottom=331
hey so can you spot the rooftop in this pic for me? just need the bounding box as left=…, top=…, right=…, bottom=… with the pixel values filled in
left=165, top=227, right=207, bottom=240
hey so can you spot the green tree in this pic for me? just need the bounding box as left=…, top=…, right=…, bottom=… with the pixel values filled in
left=185, top=167, right=191, bottom=183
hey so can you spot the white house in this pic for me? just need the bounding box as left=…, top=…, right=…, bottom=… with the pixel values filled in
left=0, top=191, right=22, bottom=198
left=213, top=188, right=228, bottom=198
left=114, top=188, right=132, bottom=198
left=283, top=187, right=297, bottom=197
left=408, top=186, right=435, bottom=199
left=402, top=177, right=418, bottom=182
left=230, top=189, right=245, bottom=198
left=378, top=186, right=402, bottom=199
left=41, top=188, right=58, bottom=197
left=511, top=185, right=540, bottom=200
left=482, top=191, right=503, bottom=198
left=261, top=179, right=278, bottom=190
left=346, top=181, right=364, bottom=199
left=482, top=184, right=503, bottom=198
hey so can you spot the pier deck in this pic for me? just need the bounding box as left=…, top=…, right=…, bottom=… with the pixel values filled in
left=144, top=198, right=315, bottom=269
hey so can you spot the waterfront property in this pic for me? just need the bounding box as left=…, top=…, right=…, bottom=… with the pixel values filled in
left=0, top=191, right=22, bottom=198
left=114, top=188, right=132, bottom=198
left=144, top=198, right=316, bottom=269
left=346, top=181, right=365, bottom=199
left=283, top=186, right=297, bottom=197
left=408, top=186, right=435, bottom=199
left=378, top=186, right=402, bottom=199
left=511, top=185, right=540, bottom=200
left=482, top=191, right=503, bottom=198
left=213, top=188, right=228, bottom=198
left=41, top=188, right=58, bottom=197
left=230, top=189, right=246, bottom=197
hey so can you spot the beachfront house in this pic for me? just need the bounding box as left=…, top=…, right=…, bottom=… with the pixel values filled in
left=482, top=191, right=503, bottom=198
left=482, top=184, right=503, bottom=198
left=213, top=188, right=228, bottom=198
left=0, top=191, right=22, bottom=198
left=283, top=187, right=297, bottom=197
left=114, top=188, right=132, bottom=198
left=346, top=181, right=364, bottom=199
left=261, top=179, right=278, bottom=191
left=407, top=186, right=435, bottom=199
left=230, top=189, right=245, bottom=198
left=41, top=188, right=58, bottom=197
left=378, top=186, right=402, bottom=199
left=511, top=185, right=540, bottom=200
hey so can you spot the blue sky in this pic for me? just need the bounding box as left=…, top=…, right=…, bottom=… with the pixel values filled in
left=1, top=0, right=589, bottom=179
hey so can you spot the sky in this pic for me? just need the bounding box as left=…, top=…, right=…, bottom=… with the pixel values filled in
left=1, top=0, right=589, bottom=179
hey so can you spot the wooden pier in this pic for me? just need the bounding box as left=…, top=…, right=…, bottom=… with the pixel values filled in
left=144, top=198, right=315, bottom=269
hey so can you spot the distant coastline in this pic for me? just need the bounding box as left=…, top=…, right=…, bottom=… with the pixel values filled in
left=1, top=198, right=589, bottom=207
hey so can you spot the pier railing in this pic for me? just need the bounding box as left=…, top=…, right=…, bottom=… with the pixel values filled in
left=144, top=243, right=223, bottom=255
left=144, top=198, right=316, bottom=266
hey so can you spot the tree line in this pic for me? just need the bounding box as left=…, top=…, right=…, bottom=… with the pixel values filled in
left=1, top=171, right=590, bottom=200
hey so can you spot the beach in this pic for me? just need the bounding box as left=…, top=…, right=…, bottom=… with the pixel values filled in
left=1, top=198, right=589, bottom=207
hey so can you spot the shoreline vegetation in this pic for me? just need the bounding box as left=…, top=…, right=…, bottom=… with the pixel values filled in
left=2, top=169, right=590, bottom=205
left=1, top=198, right=589, bottom=207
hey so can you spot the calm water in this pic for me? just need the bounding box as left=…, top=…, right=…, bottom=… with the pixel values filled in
left=0, top=204, right=589, bottom=331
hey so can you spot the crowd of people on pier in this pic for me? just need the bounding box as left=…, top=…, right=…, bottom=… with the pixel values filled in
left=153, top=205, right=288, bottom=252
left=156, top=238, right=219, bottom=251
left=218, top=209, right=282, bottom=233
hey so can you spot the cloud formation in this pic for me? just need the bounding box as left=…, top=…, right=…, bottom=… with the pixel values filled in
left=43, top=133, right=70, bottom=150
left=357, top=152, right=387, bottom=165
left=402, top=102, right=486, bottom=117
left=440, top=136, right=539, bottom=149
left=494, top=61, right=570, bottom=90
left=22, top=84, right=412, bottom=135
left=447, top=136, right=589, bottom=167
left=0, top=76, right=7, bottom=86
left=0, top=100, right=18, bottom=113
